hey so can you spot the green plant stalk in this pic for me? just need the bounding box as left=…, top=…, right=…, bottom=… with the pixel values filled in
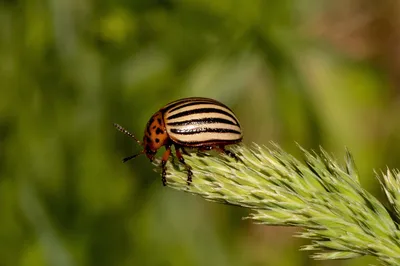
left=155, top=143, right=400, bottom=266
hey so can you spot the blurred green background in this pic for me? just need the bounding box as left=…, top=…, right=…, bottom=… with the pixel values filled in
left=1, top=0, right=400, bottom=265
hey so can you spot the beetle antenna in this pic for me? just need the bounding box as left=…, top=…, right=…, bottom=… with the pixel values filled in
left=122, top=151, right=144, bottom=163
left=114, top=123, right=142, bottom=145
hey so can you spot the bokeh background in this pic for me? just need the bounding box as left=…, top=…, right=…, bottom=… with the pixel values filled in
left=1, top=0, right=400, bottom=265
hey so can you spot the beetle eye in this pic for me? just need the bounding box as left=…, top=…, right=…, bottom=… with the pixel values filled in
left=146, top=147, right=156, bottom=155
left=144, top=147, right=156, bottom=161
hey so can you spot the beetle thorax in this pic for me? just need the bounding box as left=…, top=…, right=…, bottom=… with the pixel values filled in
left=143, top=111, right=169, bottom=160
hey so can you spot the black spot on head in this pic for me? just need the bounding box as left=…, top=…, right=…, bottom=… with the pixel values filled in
left=156, top=128, right=163, bottom=135
left=157, top=118, right=162, bottom=124
left=146, top=118, right=155, bottom=134
left=152, top=125, right=156, bottom=129
left=155, top=138, right=160, bottom=143
left=147, top=117, right=154, bottom=129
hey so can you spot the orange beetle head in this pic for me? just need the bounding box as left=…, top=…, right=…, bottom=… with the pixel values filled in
left=142, top=112, right=168, bottom=161
left=114, top=111, right=169, bottom=163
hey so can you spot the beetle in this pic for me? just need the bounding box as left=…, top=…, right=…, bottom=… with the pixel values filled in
left=114, top=97, right=243, bottom=186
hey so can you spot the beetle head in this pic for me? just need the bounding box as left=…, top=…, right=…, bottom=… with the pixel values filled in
left=144, top=145, right=157, bottom=161
left=141, top=111, right=168, bottom=161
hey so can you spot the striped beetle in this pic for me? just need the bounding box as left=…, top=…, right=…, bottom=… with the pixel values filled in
left=114, top=97, right=243, bottom=186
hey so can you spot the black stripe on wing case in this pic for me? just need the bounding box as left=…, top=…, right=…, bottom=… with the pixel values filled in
left=167, top=117, right=238, bottom=126
left=162, top=98, right=215, bottom=111
left=170, top=127, right=241, bottom=135
left=167, top=108, right=239, bottom=124
left=162, top=99, right=196, bottom=111
left=167, top=100, right=227, bottom=114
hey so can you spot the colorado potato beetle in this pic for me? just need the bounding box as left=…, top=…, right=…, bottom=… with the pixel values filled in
left=114, top=97, right=243, bottom=186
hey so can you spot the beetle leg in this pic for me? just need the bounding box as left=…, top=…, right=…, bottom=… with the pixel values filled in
left=196, top=146, right=212, bottom=156
left=161, top=145, right=172, bottom=186
left=217, top=145, right=242, bottom=163
left=175, top=146, right=193, bottom=185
